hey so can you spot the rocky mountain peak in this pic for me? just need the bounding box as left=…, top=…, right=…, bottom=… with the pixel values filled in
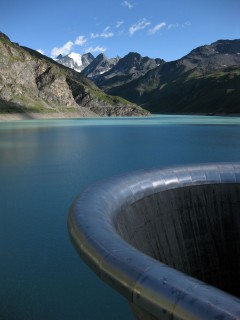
left=118, top=52, right=142, bottom=66
left=56, top=54, right=63, bottom=60
left=176, top=39, right=240, bottom=73
left=82, top=52, right=94, bottom=60
left=112, top=52, right=164, bottom=73
left=94, top=52, right=165, bottom=89
left=211, top=39, right=240, bottom=54
left=95, top=53, right=108, bottom=61
left=81, top=53, right=120, bottom=78
left=126, top=52, right=142, bottom=58
left=188, top=39, right=240, bottom=58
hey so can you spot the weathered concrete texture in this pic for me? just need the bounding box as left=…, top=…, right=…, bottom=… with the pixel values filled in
left=68, top=164, right=240, bottom=320
left=116, top=184, right=240, bottom=297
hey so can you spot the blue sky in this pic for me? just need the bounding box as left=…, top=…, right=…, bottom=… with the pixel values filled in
left=2, top=0, right=240, bottom=61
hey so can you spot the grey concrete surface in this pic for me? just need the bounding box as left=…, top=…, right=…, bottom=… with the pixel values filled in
left=68, top=164, right=240, bottom=320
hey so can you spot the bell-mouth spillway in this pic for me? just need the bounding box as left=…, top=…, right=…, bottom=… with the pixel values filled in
left=68, top=164, right=240, bottom=320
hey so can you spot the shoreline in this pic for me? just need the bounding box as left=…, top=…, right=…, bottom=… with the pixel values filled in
left=0, top=112, right=99, bottom=121
left=0, top=112, right=240, bottom=121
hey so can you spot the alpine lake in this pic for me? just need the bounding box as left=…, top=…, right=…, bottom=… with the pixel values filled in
left=1, top=114, right=240, bottom=320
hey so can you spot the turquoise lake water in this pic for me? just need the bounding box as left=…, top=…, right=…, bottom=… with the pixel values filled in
left=1, top=115, right=240, bottom=320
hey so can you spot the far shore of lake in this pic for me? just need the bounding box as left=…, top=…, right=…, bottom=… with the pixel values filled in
left=0, top=112, right=100, bottom=121
left=1, top=112, right=240, bottom=121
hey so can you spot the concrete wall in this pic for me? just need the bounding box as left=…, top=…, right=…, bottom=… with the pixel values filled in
left=116, top=184, right=240, bottom=297
left=68, top=164, right=240, bottom=320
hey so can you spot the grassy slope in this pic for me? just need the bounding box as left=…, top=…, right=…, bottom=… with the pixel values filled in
left=143, top=66, right=240, bottom=114
left=109, top=64, right=240, bottom=114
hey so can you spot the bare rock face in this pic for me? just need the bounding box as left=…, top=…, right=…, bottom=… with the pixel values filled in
left=94, top=52, right=164, bottom=90
left=0, top=32, right=149, bottom=117
left=81, top=53, right=120, bottom=78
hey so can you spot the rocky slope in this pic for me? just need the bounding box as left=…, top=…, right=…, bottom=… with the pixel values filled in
left=0, top=32, right=149, bottom=117
left=105, top=40, right=240, bottom=114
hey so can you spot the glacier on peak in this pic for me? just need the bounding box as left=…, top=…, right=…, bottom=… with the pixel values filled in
left=68, top=52, right=83, bottom=66
left=56, top=52, right=94, bottom=72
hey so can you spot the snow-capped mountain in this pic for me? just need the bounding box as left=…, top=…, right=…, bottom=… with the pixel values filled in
left=56, top=52, right=94, bottom=72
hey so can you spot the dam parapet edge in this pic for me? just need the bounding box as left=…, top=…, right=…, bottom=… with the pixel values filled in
left=68, top=163, right=240, bottom=320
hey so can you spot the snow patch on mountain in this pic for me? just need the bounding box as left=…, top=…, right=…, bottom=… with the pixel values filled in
left=68, top=52, right=82, bottom=67
left=56, top=52, right=94, bottom=72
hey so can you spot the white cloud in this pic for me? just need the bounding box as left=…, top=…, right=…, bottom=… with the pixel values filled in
left=122, top=1, right=133, bottom=9
left=129, top=18, right=151, bottom=35
left=182, top=21, right=191, bottom=27
left=51, top=35, right=88, bottom=58
left=116, top=21, right=124, bottom=28
left=90, top=30, right=114, bottom=38
left=103, top=26, right=111, bottom=32
left=167, top=21, right=191, bottom=30
left=85, top=46, right=106, bottom=54
left=75, top=35, right=87, bottom=46
left=37, top=49, right=44, bottom=55
left=148, top=22, right=166, bottom=34
left=167, top=23, right=179, bottom=30
left=51, top=41, right=74, bottom=58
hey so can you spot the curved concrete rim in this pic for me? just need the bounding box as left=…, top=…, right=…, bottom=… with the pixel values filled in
left=68, top=163, right=240, bottom=320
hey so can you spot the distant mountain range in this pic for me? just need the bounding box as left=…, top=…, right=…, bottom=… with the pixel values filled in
left=56, top=39, right=240, bottom=115
left=1, top=31, right=240, bottom=116
left=0, top=32, right=148, bottom=117
left=57, top=50, right=164, bottom=85
left=110, top=40, right=240, bottom=114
